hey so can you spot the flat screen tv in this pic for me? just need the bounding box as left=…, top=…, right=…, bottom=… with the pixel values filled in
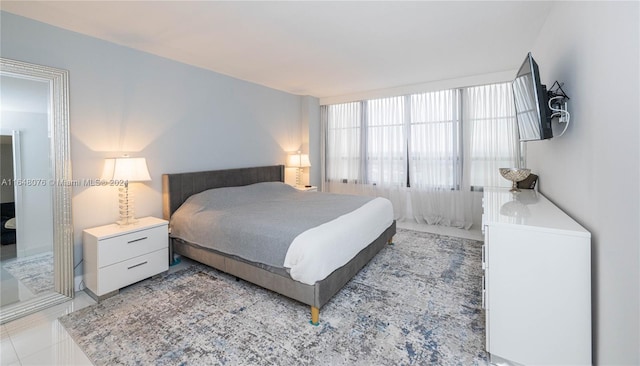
left=512, top=52, right=553, bottom=141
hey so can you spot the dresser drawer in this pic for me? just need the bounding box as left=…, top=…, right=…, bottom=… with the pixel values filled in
left=97, top=248, right=168, bottom=294
left=97, top=225, right=167, bottom=267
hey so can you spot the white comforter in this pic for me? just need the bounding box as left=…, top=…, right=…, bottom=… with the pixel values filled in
left=284, top=197, right=393, bottom=285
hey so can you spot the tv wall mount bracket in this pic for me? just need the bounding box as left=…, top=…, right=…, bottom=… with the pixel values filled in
left=547, top=81, right=571, bottom=136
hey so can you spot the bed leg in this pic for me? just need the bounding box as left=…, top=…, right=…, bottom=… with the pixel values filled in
left=388, top=236, right=394, bottom=245
left=310, top=306, right=320, bottom=326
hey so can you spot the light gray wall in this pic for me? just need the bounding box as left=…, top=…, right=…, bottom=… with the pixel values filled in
left=1, top=12, right=314, bottom=275
left=528, top=2, right=639, bottom=364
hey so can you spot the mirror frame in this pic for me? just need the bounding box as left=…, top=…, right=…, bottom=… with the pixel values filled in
left=0, top=58, right=74, bottom=324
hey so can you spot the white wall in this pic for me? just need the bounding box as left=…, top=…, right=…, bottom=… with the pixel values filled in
left=0, top=12, right=314, bottom=275
left=528, top=2, right=639, bottom=364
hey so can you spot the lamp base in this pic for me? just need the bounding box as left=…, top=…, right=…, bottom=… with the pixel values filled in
left=117, top=184, right=138, bottom=226
left=116, top=217, right=139, bottom=226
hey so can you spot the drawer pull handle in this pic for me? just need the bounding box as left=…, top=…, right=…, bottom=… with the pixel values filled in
left=127, top=261, right=148, bottom=270
left=128, top=237, right=148, bottom=244
left=481, top=276, right=486, bottom=309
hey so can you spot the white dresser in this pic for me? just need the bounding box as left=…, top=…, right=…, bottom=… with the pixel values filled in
left=482, top=188, right=591, bottom=365
left=83, top=217, right=169, bottom=301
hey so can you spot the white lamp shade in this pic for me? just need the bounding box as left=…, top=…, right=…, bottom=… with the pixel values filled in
left=101, top=157, right=151, bottom=182
left=287, top=153, right=311, bottom=168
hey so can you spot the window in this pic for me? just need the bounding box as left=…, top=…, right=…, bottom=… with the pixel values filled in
left=463, top=83, right=521, bottom=188
left=326, top=102, right=361, bottom=183
left=409, top=90, right=460, bottom=189
left=366, top=97, right=406, bottom=186
left=323, top=82, right=520, bottom=191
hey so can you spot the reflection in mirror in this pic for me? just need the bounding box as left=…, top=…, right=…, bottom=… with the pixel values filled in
left=0, top=135, right=17, bottom=261
left=0, top=58, right=74, bottom=324
left=1, top=75, right=55, bottom=306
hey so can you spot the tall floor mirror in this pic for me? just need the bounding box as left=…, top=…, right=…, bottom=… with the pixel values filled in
left=0, top=58, right=74, bottom=324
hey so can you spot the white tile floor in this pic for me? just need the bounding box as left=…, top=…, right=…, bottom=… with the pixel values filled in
left=1, top=291, right=96, bottom=365
left=0, top=222, right=481, bottom=365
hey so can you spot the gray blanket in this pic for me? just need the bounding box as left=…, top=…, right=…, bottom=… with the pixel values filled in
left=170, top=182, right=373, bottom=269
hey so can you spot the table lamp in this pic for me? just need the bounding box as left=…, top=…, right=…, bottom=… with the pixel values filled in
left=287, top=151, right=311, bottom=187
left=101, top=157, right=151, bottom=226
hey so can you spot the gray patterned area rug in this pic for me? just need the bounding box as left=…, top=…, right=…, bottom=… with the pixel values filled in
left=59, top=229, right=489, bottom=365
left=3, top=252, right=54, bottom=295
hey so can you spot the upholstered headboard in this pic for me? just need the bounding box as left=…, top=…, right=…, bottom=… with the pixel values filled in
left=162, top=165, right=285, bottom=220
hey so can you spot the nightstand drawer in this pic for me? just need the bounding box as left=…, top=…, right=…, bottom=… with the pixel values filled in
left=96, top=225, right=167, bottom=267
left=97, top=248, right=168, bottom=294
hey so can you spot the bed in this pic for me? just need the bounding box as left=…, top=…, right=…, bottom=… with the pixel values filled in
left=162, top=165, right=396, bottom=325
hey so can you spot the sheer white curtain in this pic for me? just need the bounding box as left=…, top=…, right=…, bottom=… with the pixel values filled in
left=324, top=102, right=362, bottom=190
left=321, top=82, right=521, bottom=230
left=323, top=99, right=406, bottom=219
left=364, top=97, right=407, bottom=219
left=366, top=97, right=407, bottom=187
left=409, top=90, right=473, bottom=228
left=463, top=83, right=521, bottom=188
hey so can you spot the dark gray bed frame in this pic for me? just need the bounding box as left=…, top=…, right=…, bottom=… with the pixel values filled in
left=162, top=164, right=396, bottom=324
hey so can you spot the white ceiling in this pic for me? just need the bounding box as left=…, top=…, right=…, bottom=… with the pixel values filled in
left=1, top=1, right=553, bottom=99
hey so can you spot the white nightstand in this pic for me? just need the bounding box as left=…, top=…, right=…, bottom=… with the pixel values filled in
left=83, top=216, right=169, bottom=301
left=293, top=185, right=318, bottom=192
